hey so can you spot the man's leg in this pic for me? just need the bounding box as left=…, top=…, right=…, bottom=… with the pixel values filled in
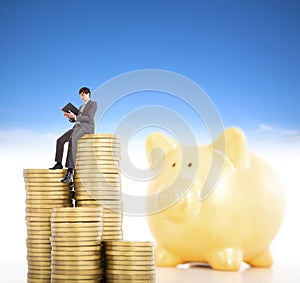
left=55, top=129, right=73, bottom=164
left=65, top=127, right=85, bottom=169
left=50, top=129, right=73, bottom=170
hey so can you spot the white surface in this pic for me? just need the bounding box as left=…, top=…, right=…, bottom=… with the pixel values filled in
left=157, top=265, right=300, bottom=283
left=0, top=140, right=300, bottom=282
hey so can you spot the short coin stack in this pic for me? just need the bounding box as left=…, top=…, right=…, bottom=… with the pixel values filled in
left=50, top=207, right=103, bottom=283
left=74, top=134, right=123, bottom=240
left=103, top=241, right=156, bottom=283
left=24, top=169, right=72, bottom=283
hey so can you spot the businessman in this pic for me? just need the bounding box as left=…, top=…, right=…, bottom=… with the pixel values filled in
left=49, top=87, right=98, bottom=183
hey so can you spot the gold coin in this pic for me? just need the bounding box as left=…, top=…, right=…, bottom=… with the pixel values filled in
left=27, top=260, right=51, bottom=267
left=104, top=241, right=153, bottom=247
left=26, top=193, right=70, bottom=199
left=51, top=259, right=102, bottom=266
left=105, top=269, right=155, bottom=275
left=26, top=211, right=52, bottom=217
left=24, top=169, right=66, bottom=174
left=27, top=246, right=51, bottom=253
left=51, top=230, right=101, bottom=237
left=27, top=278, right=51, bottom=283
left=105, top=255, right=155, bottom=261
left=27, top=229, right=51, bottom=235
left=75, top=195, right=121, bottom=201
left=26, top=207, right=53, bottom=212
left=26, top=242, right=50, bottom=248
left=74, top=186, right=121, bottom=191
left=81, top=169, right=119, bottom=175
left=77, top=160, right=119, bottom=167
left=76, top=167, right=120, bottom=173
left=79, top=133, right=119, bottom=139
left=105, top=246, right=153, bottom=252
left=102, top=237, right=123, bottom=241
left=51, top=254, right=101, bottom=261
left=50, top=279, right=102, bottom=283
left=52, top=207, right=102, bottom=213
left=76, top=190, right=121, bottom=196
left=52, top=245, right=101, bottom=252
left=25, top=204, right=71, bottom=210
left=50, top=217, right=102, bottom=223
left=26, top=238, right=50, bottom=244
left=104, top=250, right=153, bottom=257
left=26, top=198, right=70, bottom=203
left=23, top=173, right=66, bottom=179
left=105, top=264, right=155, bottom=271
left=77, top=150, right=120, bottom=155
left=50, top=235, right=100, bottom=242
left=25, top=182, right=70, bottom=187
left=105, top=260, right=155, bottom=266
left=77, top=146, right=120, bottom=153
left=102, top=217, right=123, bottom=222
left=27, top=251, right=51, bottom=258
left=51, top=241, right=101, bottom=247
left=51, top=226, right=102, bottom=233
left=52, top=264, right=102, bottom=271
left=26, top=190, right=70, bottom=195
left=25, top=181, right=68, bottom=186
left=51, top=210, right=102, bottom=217
left=52, top=268, right=102, bottom=275
left=26, top=224, right=51, bottom=230
left=51, top=273, right=102, bottom=280
left=51, top=222, right=101, bottom=228
left=26, top=225, right=51, bottom=232
left=77, top=147, right=120, bottom=152
left=27, top=268, right=51, bottom=275
left=51, top=250, right=101, bottom=257
left=78, top=139, right=120, bottom=144
left=102, top=229, right=123, bottom=234
left=27, top=273, right=51, bottom=279
left=75, top=174, right=121, bottom=179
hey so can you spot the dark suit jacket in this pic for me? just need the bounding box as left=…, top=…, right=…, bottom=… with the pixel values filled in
left=72, top=99, right=97, bottom=133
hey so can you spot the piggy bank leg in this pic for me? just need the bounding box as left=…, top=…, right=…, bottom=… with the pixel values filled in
left=155, top=245, right=182, bottom=267
left=207, top=248, right=243, bottom=271
left=245, top=249, right=273, bottom=267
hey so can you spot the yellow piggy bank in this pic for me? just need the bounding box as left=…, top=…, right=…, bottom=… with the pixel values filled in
left=145, top=127, right=285, bottom=271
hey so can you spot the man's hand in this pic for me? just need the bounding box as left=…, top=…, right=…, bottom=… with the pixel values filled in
left=64, top=111, right=76, bottom=119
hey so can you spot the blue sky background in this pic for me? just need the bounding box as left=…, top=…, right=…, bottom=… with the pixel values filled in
left=0, top=0, right=299, bottom=146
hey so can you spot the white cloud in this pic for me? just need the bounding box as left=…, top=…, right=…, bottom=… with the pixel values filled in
left=0, top=129, right=58, bottom=153
left=251, top=123, right=300, bottom=149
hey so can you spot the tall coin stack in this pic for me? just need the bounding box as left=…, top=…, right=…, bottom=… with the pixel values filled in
left=24, top=169, right=72, bottom=283
left=74, top=134, right=123, bottom=240
left=50, top=207, right=103, bottom=283
left=103, top=241, right=156, bottom=283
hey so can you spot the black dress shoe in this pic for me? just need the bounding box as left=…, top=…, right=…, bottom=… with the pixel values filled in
left=61, top=171, right=73, bottom=183
left=49, top=163, right=63, bottom=170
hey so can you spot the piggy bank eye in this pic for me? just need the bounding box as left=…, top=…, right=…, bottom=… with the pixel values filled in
left=172, top=162, right=176, bottom=167
left=188, top=162, right=192, bottom=167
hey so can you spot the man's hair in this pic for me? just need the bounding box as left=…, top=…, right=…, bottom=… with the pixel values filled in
left=79, top=87, right=91, bottom=97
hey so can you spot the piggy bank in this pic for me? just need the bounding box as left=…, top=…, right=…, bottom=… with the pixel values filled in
left=145, top=127, right=285, bottom=271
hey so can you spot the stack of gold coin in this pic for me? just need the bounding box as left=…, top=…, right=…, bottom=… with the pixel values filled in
left=23, top=169, right=72, bottom=283
left=74, top=134, right=123, bottom=240
left=50, top=207, right=103, bottom=283
left=103, top=241, right=156, bottom=283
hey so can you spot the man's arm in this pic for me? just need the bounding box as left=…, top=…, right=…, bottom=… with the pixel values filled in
left=76, top=101, right=98, bottom=123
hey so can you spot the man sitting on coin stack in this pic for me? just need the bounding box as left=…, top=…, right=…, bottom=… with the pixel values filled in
left=49, top=87, right=98, bottom=183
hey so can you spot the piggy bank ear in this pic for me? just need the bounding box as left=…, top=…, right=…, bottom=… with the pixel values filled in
left=213, top=127, right=249, bottom=169
left=145, top=132, right=177, bottom=169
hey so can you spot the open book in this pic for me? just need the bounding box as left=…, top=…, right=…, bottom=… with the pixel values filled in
left=61, top=103, right=79, bottom=115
